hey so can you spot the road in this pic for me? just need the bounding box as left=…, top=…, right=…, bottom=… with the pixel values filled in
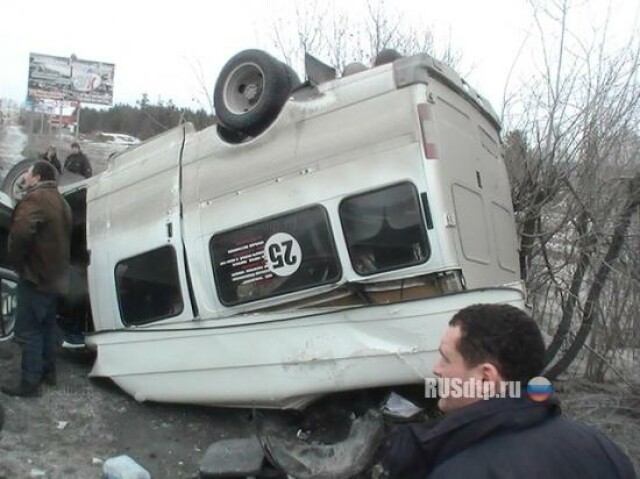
left=0, top=125, right=28, bottom=174
left=0, top=123, right=129, bottom=183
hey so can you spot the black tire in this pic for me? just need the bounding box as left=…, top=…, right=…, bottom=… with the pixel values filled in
left=284, top=64, right=302, bottom=90
left=373, top=49, right=402, bottom=67
left=1, top=158, right=38, bottom=202
left=1, top=159, right=85, bottom=203
left=214, top=50, right=292, bottom=137
left=217, top=124, right=249, bottom=144
left=0, top=268, right=18, bottom=341
left=343, top=62, right=367, bottom=77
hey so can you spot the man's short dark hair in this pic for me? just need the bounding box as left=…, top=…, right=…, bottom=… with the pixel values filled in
left=71, top=142, right=80, bottom=149
left=449, top=304, right=545, bottom=382
left=31, top=160, right=57, bottom=182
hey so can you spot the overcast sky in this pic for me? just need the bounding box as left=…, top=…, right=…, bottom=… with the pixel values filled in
left=1, top=0, right=638, bottom=114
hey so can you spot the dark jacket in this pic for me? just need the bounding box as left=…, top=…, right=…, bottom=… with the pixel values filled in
left=383, top=397, right=635, bottom=479
left=42, top=153, right=62, bottom=174
left=8, top=181, right=72, bottom=294
left=64, top=151, right=92, bottom=178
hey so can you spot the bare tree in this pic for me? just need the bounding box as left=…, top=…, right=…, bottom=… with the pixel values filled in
left=266, top=0, right=461, bottom=75
left=503, top=0, right=640, bottom=380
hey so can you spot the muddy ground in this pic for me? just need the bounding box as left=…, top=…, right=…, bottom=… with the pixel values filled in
left=1, top=338, right=638, bottom=479
left=0, top=341, right=251, bottom=478
left=0, top=128, right=638, bottom=478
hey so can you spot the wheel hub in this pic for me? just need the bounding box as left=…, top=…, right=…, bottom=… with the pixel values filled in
left=243, top=83, right=259, bottom=102
left=223, top=62, right=265, bottom=115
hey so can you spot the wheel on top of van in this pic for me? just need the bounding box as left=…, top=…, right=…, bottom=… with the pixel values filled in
left=214, top=49, right=299, bottom=138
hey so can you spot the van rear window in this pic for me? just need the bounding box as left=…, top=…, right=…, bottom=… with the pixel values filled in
left=340, top=183, right=429, bottom=275
left=210, top=205, right=341, bottom=306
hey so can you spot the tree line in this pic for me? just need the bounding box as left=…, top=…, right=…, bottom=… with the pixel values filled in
left=78, top=93, right=215, bottom=140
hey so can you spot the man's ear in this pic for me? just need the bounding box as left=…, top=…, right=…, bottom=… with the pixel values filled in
left=479, top=363, right=503, bottom=383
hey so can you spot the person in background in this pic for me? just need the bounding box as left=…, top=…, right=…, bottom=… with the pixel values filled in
left=1, top=161, right=71, bottom=397
left=383, top=303, right=635, bottom=479
left=63, top=142, right=92, bottom=178
left=42, top=146, right=62, bottom=174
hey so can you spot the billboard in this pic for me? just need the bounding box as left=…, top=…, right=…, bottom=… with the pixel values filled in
left=27, top=53, right=115, bottom=105
left=33, top=99, right=78, bottom=115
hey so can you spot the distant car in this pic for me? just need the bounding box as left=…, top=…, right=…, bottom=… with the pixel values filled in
left=96, top=132, right=141, bottom=145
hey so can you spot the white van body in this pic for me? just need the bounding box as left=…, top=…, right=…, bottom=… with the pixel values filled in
left=60, top=53, right=523, bottom=409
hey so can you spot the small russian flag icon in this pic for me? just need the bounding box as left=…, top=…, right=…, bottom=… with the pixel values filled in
left=527, top=376, right=553, bottom=402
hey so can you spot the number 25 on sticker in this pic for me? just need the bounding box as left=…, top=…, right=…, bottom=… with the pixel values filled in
left=264, top=233, right=302, bottom=277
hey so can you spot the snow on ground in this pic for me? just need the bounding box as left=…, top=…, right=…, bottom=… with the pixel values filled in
left=0, top=125, right=28, bottom=172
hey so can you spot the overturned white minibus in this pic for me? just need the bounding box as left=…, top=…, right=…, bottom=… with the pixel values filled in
left=1, top=50, right=523, bottom=409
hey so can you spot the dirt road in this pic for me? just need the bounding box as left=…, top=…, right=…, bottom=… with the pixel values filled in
left=0, top=341, right=250, bottom=478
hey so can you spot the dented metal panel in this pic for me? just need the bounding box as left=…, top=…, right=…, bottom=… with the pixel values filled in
left=87, top=287, right=526, bottom=409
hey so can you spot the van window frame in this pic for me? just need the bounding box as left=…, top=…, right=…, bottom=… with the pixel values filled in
left=210, top=204, right=342, bottom=307
left=339, top=181, right=431, bottom=276
left=114, top=245, right=185, bottom=326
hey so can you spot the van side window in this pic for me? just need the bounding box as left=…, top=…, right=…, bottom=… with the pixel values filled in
left=340, top=183, right=429, bottom=275
left=115, top=246, right=184, bottom=325
left=211, top=205, right=341, bottom=306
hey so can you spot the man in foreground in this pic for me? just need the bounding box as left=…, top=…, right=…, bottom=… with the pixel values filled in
left=1, top=161, right=71, bottom=397
left=384, top=303, right=635, bottom=478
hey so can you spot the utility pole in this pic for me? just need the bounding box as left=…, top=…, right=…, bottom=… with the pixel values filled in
left=69, top=54, right=80, bottom=138
left=75, top=102, right=81, bottom=139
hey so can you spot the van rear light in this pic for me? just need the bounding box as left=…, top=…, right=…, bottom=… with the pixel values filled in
left=417, top=103, right=438, bottom=159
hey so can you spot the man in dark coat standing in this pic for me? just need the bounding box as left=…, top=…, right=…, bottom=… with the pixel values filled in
left=42, top=146, right=62, bottom=175
left=1, top=161, right=72, bottom=396
left=63, top=142, right=92, bottom=178
left=383, top=303, right=635, bottom=478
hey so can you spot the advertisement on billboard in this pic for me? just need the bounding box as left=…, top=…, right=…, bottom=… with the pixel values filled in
left=33, top=99, right=78, bottom=114
left=27, top=53, right=115, bottom=105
